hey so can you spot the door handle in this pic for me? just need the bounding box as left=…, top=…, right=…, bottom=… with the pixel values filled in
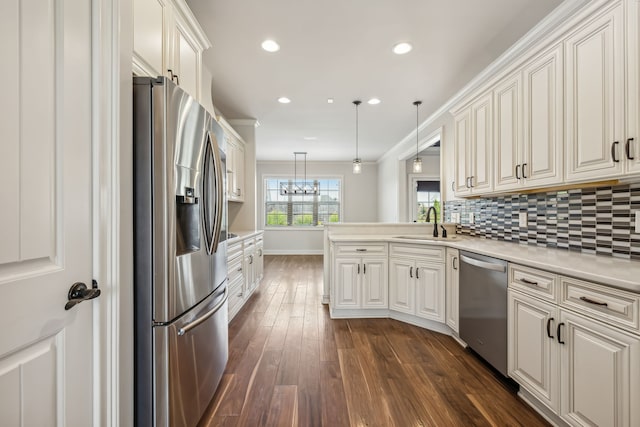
left=546, top=317, right=555, bottom=339
left=611, top=141, right=620, bottom=163
left=363, top=264, right=366, bottom=274
left=178, top=287, right=228, bottom=336
left=409, top=266, right=413, bottom=278
left=515, top=164, right=521, bottom=179
left=626, top=138, right=634, bottom=160
left=357, top=264, right=360, bottom=274
left=557, top=322, right=565, bottom=345
left=452, top=256, right=458, bottom=270
left=65, top=280, right=101, bottom=310
left=522, top=163, right=528, bottom=178
left=415, top=268, right=419, bottom=279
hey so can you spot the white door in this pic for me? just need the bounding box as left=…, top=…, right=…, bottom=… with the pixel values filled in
left=388, top=258, right=415, bottom=314
left=361, top=258, right=388, bottom=308
left=445, top=249, right=459, bottom=333
left=0, top=0, right=94, bottom=426
left=560, top=310, right=640, bottom=427
left=453, top=109, right=471, bottom=195
left=493, top=72, right=522, bottom=192
left=508, top=290, right=559, bottom=412
left=415, top=261, right=445, bottom=322
left=565, top=3, right=625, bottom=182
left=471, top=93, right=493, bottom=194
left=333, top=258, right=360, bottom=309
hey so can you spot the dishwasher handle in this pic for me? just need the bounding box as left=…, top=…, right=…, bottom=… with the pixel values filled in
left=460, top=254, right=506, bottom=273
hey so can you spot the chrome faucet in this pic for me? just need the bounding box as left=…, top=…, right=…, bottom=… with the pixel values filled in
left=426, top=206, right=438, bottom=237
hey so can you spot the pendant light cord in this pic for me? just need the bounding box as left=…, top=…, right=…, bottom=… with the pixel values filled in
left=353, top=100, right=361, bottom=159
left=414, top=100, right=422, bottom=159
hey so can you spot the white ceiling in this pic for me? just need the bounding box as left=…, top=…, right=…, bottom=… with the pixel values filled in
left=187, top=0, right=563, bottom=161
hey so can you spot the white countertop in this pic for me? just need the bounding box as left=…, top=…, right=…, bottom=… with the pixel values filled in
left=329, top=234, right=640, bottom=294
left=228, top=229, right=263, bottom=243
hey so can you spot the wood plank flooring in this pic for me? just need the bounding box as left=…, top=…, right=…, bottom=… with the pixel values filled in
left=199, top=255, right=549, bottom=427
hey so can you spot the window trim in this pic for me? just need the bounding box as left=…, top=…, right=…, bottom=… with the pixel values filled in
left=408, top=174, right=441, bottom=223
left=262, top=174, right=344, bottom=230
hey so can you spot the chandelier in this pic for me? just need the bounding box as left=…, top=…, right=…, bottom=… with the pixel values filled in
left=279, top=152, right=318, bottom=195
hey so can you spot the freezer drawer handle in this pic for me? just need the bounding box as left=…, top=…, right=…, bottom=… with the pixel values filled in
left=178, top=287, right=229, bottom=336
left=459, top=254, right=506, bottom=273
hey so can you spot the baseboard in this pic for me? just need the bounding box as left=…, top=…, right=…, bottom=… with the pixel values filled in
left=451, top=333, right=467, bottom=348
left=321, top=295, right=330, bottom=305
left=518, top=388, right=566, bottom=427
left=329, top=308, right=389, bottom=319
left=263, top=249, right=324, bottom=255
left=388, top=311, right=452, bottom=335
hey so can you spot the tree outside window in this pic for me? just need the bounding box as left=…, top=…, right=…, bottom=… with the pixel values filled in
left=265, top=178, right=341, bottom=227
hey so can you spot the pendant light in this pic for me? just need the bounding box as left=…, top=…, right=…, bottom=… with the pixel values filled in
left=412, top=100, right=422, bottom=173
left=352, top=100, right=362, bottom=174
left=279, top=152, right=317, bottom=195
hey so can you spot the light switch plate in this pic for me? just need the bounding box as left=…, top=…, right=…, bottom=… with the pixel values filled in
left=519, top=212, right=528, bottom=228
left=469, top=212, right=475, bottom=224
left=636, top=211, right=640, bottom=234
left=452, top=212, right=461, bottom=223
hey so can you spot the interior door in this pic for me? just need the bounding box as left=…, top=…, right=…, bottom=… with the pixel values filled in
left=0, top=0, right=94, bottom=425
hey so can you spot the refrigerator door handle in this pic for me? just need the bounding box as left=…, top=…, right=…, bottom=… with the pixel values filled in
left=209, top=132, right=224, bottom=254
left=203, top=138, right=216, bottom=254
left=178, top=287, right=229, bottom=336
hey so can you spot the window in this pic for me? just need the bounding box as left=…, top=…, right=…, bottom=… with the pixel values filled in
left=264, top=177, right=342, bottom=227
left=415, top=180, right=440, bottom=223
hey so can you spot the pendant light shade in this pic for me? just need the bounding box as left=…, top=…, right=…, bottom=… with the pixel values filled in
left=352, top=100, right=362, bottom=174
left=412, top=100, right=422, bottom=173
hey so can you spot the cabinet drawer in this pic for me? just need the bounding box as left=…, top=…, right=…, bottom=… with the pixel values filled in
left=509, top=264, right=558, bottom=302
left=227, top=241, right=243, bottom=261
left=335, top=243, right=387, bottom=256
left=228, top=257, right=243, bottom=281
left=560, top=277, right=640, bottom=335
left=389, top=244, right=444, bottom=262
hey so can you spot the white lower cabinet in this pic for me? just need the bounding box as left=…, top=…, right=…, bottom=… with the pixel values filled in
left=389, top=244, right=445, bottom=323
left=226, top=232, right=264, bottom=322
left=445, top=248, right=460, bottom=333
left=560, top=310, right=640, bottom=427
left=333, top=256, right=388, bottom=310
left=508, top=264, right=640, bottom=426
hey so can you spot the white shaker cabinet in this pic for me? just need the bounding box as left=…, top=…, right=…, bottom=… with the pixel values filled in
left=133, top=0, right=211, bottom=102
left=331, top=243, right=389, bottom=311
left=453, top=93, right=493, bottom=195
left=627, top=0, right=640, bottom=174
left=494, top=44, right=563, bottom=192
left=445, top=248, right=460, bottom=333
left=565, top=1, right=625, bottom=182
left=220, top=118, right=246, bottom=203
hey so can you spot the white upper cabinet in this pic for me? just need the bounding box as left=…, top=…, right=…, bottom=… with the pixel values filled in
left=565, top=1, right=625, bottom=182
left=494, top=44, right=564, bottom=192
left=627, top=0, right=640, bottom=173
left=133, top=0, right=211, bottom=102
left=453, top=93, right=493, bottom=196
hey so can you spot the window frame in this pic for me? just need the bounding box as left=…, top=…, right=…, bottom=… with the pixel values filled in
left=408, top=174, right=441, bottom=223
left=262, top=174, right=344, bottom=230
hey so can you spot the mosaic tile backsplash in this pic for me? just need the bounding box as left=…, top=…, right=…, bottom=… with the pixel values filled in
left=443, top=183, right=640, bottom=260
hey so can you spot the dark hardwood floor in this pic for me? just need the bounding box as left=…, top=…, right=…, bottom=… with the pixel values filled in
left=199, top=255, right=548, bottom=427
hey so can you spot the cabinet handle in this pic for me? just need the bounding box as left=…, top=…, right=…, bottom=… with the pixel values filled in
left=626, top=138, right=635, bottom=160
left=611, top=141, right=620, bottom=163
left=546, top=317, right=555, bottom=339
left=465, top=177, right=471, bottom=189
left=356, top=249, right=367, bottom=252
left=557, top=322, right=565, bottom=345
left=469, top=176, right=474, bottom=188
left=515, top=164, right=521, bottom=179
left=579, top=296, right=608, bottom=307
left=237, top=267, right=242, bottom=272
left=522, top=163, right=528, bottom=179
left=409, top=266, right=413, bottom=278
left=520, top=278, right=538, bottom=286
left=415, top=267, right=419, bottom=279
left=452, top=257, right=458, bottom=270
left=357, top=264, right=360, bottom=274
left=451, top=181, right=455, bottom=191
left=363, top=264, right=366, bottom=274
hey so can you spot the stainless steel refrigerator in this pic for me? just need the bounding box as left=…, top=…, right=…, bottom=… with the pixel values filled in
left=133, top=76, right=228, bottom=427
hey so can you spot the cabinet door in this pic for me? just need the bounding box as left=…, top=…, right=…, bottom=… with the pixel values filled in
left=415, top=262, right=445, bottom=322
left=361, top=258, right=388, bottom=308
left=627, top=0, right=640, bottom=174
left=234, top=142, right=245, bottom=201
left=560, top=310, right=640, bottom=427
left=173, top=21, right=199, bottom=101
left=133, top=0, right=167, bottom=76
left=255, top=244, right=264, bottom=282
left=389, top=258, right=415, bottom=314
left=508, top=290, right=559, bottom=412
left=333, top=258, right=361, bottom=309
left=494, top=73, right=522, bottom=191
left=565, top=3, right=625, bottom=182
left=471, top=93, right=493, bottom=193
left=522, top=44, right=564, bottom=188
left=453, top=108, right=472, bottom=196
left=445, top=249, right=460, bottom=333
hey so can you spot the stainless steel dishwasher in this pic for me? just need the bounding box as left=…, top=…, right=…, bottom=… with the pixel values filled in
left=459, top=251, right=508, bottom=376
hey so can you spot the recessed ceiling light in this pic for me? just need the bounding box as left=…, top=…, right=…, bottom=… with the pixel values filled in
left=277, top=97, right=291, bottom=104
left=304, top=137, right=318, bottom=141
left=261, top=39, right=280, bottom=53
left=327, top=98, right=334, bottom=104
left=393, top=42, right=413, bottom=55
left=368, top=98, right=381, bottom=105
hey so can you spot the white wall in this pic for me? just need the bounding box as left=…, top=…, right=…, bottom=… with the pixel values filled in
left=227, top=120, right=258, bottom=231
left=377, top=113, right=454, bottom=222
left=257, top=160, right=378, bottom=254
